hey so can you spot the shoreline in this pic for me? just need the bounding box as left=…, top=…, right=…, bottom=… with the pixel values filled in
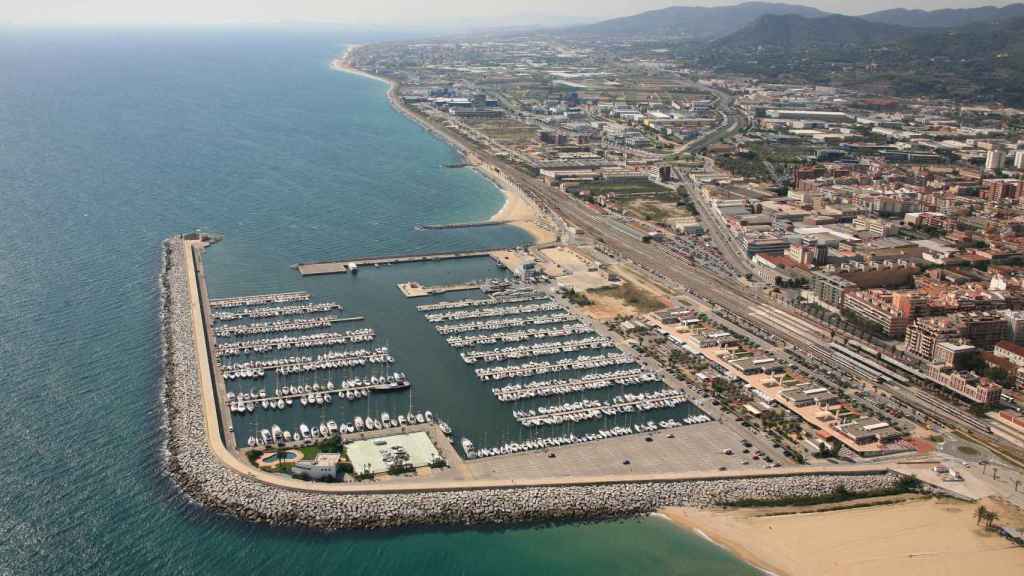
left=659, top=496, right=1024, bottom=576
left=330, top=48, right=556, bottom=244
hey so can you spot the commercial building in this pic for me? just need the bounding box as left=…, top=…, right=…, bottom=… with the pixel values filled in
left=290, top=453, right=341, bottom=481
left=741, top=234, right=789, bottom=258
left=925, top=364, right=1002, bottom=404
left=833, top=418, right=902, bottom=446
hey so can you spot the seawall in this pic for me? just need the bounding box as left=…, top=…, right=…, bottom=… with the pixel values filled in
left=160, top=236, right=909, bottom=530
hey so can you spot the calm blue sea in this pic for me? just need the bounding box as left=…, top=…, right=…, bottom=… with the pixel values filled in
left=0, top=27, right=758, bottom=575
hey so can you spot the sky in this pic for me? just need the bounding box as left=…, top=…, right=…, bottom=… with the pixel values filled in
left=2, top=0, right=1017, bottom=28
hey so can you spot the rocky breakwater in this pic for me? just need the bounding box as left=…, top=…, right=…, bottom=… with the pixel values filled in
left=160, top=237, right=909, bottom=530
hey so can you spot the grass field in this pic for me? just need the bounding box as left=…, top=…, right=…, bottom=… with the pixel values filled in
left=589, top=281, right=666, bottom=314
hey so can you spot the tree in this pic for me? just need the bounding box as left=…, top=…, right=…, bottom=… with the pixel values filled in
left=985, top=510, right=1000, bottom=529
left=975, top=504, right=988, bottom=525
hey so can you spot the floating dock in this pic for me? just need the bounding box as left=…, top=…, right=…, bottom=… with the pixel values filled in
left=295, top=249, right=494, bottom=276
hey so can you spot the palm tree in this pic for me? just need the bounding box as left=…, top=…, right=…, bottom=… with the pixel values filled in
left=975, top=505, right=989, bottom=525
left=985, top=510, right=1000, bottom=529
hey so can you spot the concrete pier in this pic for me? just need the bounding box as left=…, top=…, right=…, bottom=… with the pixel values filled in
left=295, top=249, right=494, bottom=276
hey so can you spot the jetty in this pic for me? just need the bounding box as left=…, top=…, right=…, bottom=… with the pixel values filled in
left=415, top=220, right=510, bottom=230
left=214, top=329, right=376, bottom=357
left=493, top=369, right=660, bottom=402
left=446, top=323, right=595, bottom=348
left=515, top=390, right=691, bottom=427
left=416, top=292, right=545, bottom=312
left=398, top=281, right=482, bottom=298
left=213, top=315, right=364, bottom=338
left=460, top=336, right=615, bottom=364
left=210, top=291, right=310, bottom=309
left=475, top=352, right=636, bottom=381
left=296, top=249, right=494, bottom=276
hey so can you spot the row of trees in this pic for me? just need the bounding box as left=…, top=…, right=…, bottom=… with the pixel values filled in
left=975, top=505, right=1001, bottom=528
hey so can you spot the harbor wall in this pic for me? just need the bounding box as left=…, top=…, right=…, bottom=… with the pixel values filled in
left=160, top=237, right=909, bottom=530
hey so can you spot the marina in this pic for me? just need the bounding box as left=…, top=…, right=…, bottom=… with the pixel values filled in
left=214, top=315, right=346, bottom=337
left=492, top=369, right=660, bottom=402
left=459, top=336, right=615, bottom=364
left=212, top=301, right=342, bottom=321
left=228, top=375, right=412, bottom=416
left=474, top=352, right=636, bottom=381
left=425, top=301, right=563, bottom=323
left=199, top=248, right=715, bottom=486
left=220, top=347, right=395, bottom=379
left=434, top=312, right=575, bottom=334
left=209, top=291, right=311, bottom=309
left=446, top=323, right=595, bottom=347
left=513, top=390, right=692, bottom=427
left=416, top=292, right=547, bottom=312
left=214, top=329, right=376, bottom=357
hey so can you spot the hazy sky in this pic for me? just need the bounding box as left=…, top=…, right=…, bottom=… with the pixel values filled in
left=3, top=1, right=1017, bottom=28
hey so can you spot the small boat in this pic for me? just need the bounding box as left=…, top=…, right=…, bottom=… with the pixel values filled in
left=316, top=395, right=324, bottom=406
left=354, top=416, right=364, bottom=431
left=327, top=420, right=339, bottom=435
left=381, top=412, right=391, bottom=427
left=461, top=438, right=478, bottom=459
left=285, top=398, right=293, bottom=406
left=324, top=394, right=333, bottom=404
left=246, top=402, right=255, bottom=413
left=283, top=430, right=292, bottom=441
left=319, top=423, right=328, bottom=437
left=300, top=423, right=311, bottom=440
left=439, top=421, right=452, bottom=435
left=415, top=413, right=425, bottom=424
left=247, top=436, right=257, bottom=447
left=277, top=399, right=285, bottom=409
left=300, top=397, right=308, bottom=406
left=424, top=411, right=433, bottom=422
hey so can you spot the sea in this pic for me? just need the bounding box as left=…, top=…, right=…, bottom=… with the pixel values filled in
left=0, top=27, right=759, bottom=575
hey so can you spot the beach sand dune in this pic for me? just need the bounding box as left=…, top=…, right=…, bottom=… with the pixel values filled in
left=664, top=497, right=1024, bottom=576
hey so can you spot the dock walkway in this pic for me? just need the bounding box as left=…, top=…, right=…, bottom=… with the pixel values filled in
left=296, top=249, right=495, bottom=276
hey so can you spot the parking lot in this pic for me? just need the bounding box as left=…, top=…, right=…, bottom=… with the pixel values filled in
left=465, top=421, right=766, bottom=480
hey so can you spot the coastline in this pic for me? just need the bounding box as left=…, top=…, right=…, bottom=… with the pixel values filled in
left=660, top=496, right=1024, bottom=576
left=330, top=48, right=556, bottom=244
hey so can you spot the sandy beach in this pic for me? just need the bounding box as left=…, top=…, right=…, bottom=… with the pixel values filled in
left=330, top=47, right=555, bottom=244
left=663, top=496, right=1024, bottom=576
